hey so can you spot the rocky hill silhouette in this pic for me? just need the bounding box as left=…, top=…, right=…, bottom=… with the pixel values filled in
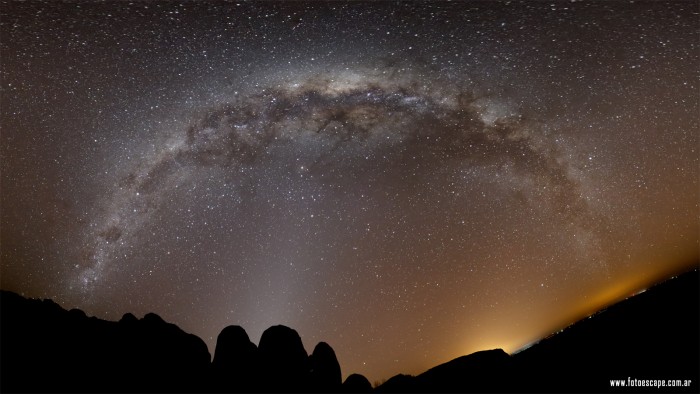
left=1, top=268, right=698, bottom=393
left=0, top=292, right=211, bottom=393
left=211, top=325, right=258, bottom=392
left=0, top=292, right=351, bottom=393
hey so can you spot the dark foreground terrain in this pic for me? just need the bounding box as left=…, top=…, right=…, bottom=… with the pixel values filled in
left=1, top=269, right=698, bottom=393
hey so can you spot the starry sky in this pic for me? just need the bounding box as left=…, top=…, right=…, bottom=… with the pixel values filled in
left=1, top=0, right=698, bottom=384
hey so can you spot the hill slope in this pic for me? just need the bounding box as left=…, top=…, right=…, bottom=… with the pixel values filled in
left=376, top=269, right=699, bottom=393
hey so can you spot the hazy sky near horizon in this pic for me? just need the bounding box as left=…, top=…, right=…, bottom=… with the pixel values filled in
left=1, top=0, right=698, bottom=383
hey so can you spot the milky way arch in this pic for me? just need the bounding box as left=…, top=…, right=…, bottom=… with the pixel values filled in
left=77, top=69, right=602, bottom=291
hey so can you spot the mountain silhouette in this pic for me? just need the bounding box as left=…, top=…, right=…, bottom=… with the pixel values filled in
left=0, top=292, right=210, bottom=392
left=342, top=373, right=373, bottom=393
left=309, top=342, right=343, bottom=392
left=211, top=325, right=259, bottom=392
left=1, top=268, right=698, bottom=392
left=257, top=325, right=311, bottom=392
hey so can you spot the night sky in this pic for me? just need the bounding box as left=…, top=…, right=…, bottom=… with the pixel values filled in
left=1, top=0, right=698, bottom=383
